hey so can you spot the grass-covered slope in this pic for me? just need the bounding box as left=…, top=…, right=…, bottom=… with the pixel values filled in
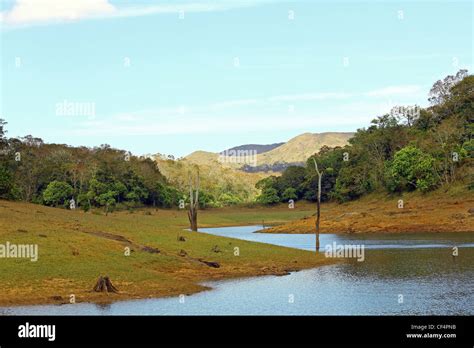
left=0, top=200, right=331, bottom=306
left=184, top=132, right=353, bottom=168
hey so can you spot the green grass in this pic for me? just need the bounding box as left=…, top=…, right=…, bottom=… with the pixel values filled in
left=0, top=200, right=329, bottom=306
left=198, top=202, right=315, bottom=226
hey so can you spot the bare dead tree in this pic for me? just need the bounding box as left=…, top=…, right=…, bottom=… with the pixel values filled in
left=93, top=275, right=119, bottom=293
left=187, top=168, right=200, bottom=231
left=428, top=69, right=468, bottom=105
left=313, top=158, right=323, bottom=252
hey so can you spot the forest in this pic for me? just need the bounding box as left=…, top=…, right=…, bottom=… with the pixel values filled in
left=0, top=130, right=184, bottom=211
left=0, top=70, right=472, bottom=211
left=256, top=70, right=473, bottom=204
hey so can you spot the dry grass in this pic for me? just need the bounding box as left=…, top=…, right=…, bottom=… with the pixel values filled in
left=263, top=187, right=474, bottom=234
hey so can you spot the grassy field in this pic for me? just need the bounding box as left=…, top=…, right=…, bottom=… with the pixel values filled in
left=0, top=200, right=330, bottom=306
left=3, top=186, right=469, bottom=306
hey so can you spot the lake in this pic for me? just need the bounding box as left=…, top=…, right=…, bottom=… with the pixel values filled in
left=1, top=226, right=473, bottom=315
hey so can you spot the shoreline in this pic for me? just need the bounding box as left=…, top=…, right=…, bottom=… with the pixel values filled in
left=261, top=192, right=474, bottom=234
left=0, top=200, right=335, bottom=307
left=0, top=257, right=335, bottom=308
left=1, top=189, right=472, bottom=308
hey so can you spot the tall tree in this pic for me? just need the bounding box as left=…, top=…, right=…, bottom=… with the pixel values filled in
left=0, top=119, right=7, bottom=141
left=187, top=168, right=200, bottom=231
left=428, top=69, right=468, bottom=105
left=312, top=158, right=323, bottom=252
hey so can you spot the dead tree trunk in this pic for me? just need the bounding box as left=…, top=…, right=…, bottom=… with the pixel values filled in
left=187, top=168, right=200, bottom=232
left=313, top=158, right=323, bottom=252
left=93, top=275, right=119, bottom=293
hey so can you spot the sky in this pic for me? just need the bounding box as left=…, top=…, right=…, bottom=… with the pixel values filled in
left=0, top=0, right=472, bottom=157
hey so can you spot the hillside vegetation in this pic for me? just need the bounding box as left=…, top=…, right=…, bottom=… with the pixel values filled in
left=224, top=142, right=284, bottom=154
left=155, top=157, right=268, bottom=207
left=255, top=70, right=473, bottom=205
left=156, top=132, right=352, bottom=205
left=257, top=132, right=353, bottom=165
left=185, top=132, right=353, bottom=170
left=263, top=186, right=474, bottom=234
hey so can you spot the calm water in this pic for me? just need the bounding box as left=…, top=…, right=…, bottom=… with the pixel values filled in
left=1, top=226, right=473, bottom=315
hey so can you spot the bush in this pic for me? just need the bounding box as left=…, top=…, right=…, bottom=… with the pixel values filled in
left=43, top=181, right=73, bottom=207
left=385, top=145, right=438, bottom=192
left=0, top=165, right=12, bottom=198
left=218, top=193, right=242, bottom=206
left=332, top=166, right=373, bottom=202
left=77, top=192, right=91, bottom=212
left=256, top=187, right=280, bottom=205
left=282, top=187, right=298, bottom=201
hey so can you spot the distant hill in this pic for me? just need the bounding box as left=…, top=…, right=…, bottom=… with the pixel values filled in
left=257, top=132, right=353, bottom=166
left=183, top=150, right=220, bottom=167
left=221, top=143, right=284, bottom=155
left=185, top=132, right=354, bottom=172
left=156, top=132, right=353, bottom=202
left=154, top=156, right=268, bottom=203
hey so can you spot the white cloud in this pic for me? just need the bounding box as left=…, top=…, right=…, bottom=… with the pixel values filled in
left=0, top=0, right=269, bottom=28
left=110, top=2, right=264, bottom=19
left=1, top=0, right=116, bottom=26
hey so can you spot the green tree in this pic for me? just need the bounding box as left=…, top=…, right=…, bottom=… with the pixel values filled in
left=255, top=176, right=277, bottom=191
left=218, top=192, right=242, bottom=206
left=332, top=165, right=373, bottom=202
left=154, top=183, right=174, bottom=208
left=256, top=187, right=280, bottom=205
left=97, top=191, right=117, bottom=215
left=198, top=190, right=215, bottom=208
left=303, top=147, right=347, bottom=201
left=77, top=192, right=91, bottom=212
left=282, top=187, right=298, bottom=201
left=0, top=165, right=12, bottom=198
left=385, top=145, right=438, bottom=192
left=275, top=166, right=306, bottom=198
left=43, top=181, right=73, bottom=207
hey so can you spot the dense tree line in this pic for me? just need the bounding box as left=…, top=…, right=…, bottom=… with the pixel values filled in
left=1, top=70, right=472, bottom=210
left=256, top=70, right=474, bottom=204
left=0, top=129, right=183, bottom=212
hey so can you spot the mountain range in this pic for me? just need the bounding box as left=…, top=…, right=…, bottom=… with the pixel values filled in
left=185, top=132, right=354, bottom=172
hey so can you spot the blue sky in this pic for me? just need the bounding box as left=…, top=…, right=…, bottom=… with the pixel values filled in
left=0, top=0, right=472, bottom=157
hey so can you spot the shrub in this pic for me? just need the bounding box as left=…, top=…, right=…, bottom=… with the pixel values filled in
left=256, top=187, right=280, bottom=205
left=43, top=181, right=73, bottom=207
left=385, top=145, right=438, bottom=192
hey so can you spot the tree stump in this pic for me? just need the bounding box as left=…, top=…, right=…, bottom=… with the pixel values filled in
left=93, top=276, right=119, bottom=293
